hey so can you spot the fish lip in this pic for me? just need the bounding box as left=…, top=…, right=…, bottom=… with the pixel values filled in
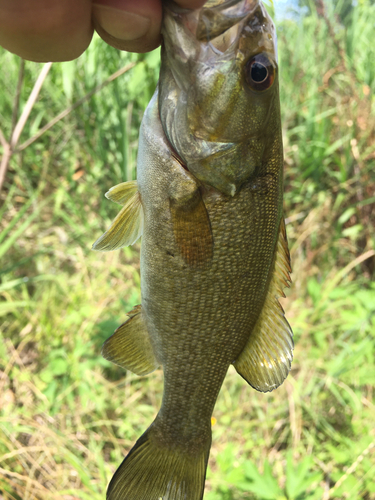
left=162, top=0, right=192, bottom=14
left=163, top=0, right=261, bottom=40
left=164, top=0, right=253, bottom=13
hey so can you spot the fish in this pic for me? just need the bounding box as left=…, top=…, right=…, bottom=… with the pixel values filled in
left=92, top=0, right=293, bottom=499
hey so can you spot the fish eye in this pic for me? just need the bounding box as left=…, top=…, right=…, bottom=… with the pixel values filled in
left=245, top=53, right=275, bottom=91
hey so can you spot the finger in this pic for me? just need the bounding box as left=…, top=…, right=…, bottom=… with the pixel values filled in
left=0, top=0, right=93, bottom=62
left=92, top=0, right=162, bottom=53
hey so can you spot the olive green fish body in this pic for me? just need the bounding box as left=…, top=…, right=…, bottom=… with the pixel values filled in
left=138, top=93, right=282, bottom=437
left=93, top=1, right=293, bottom=498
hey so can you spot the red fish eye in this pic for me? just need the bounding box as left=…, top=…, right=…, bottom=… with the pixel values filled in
left=245, top=53, right=275, bottom=91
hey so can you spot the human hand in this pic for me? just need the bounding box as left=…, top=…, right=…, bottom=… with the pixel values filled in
left=0, top=0, right=206, bottom=62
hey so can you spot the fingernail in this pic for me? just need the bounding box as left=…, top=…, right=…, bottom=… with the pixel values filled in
left=92, top=4, right=151, bottom=41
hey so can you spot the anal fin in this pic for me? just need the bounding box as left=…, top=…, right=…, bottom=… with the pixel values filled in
left=233, top=218, right=293, bottom=392
left=92, top=180, right=144, bottom=251
left=102, top=305, right=159, bottom=376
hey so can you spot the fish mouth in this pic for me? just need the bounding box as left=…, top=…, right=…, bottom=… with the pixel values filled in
left=196, top=0, right=259, bottom=42
left=164, top=0, right=260, bottom=45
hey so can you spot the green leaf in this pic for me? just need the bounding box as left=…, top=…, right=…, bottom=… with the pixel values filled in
left=127, top=62, right=147, bottom=98
left=0, top=300, right=34, bottom=316
left=241, top=460, right=283, bottom=499
left=50, top=357, right=68, bottom=376
left=0, top=196, right=52, bottom=260
left=144, top=49, right=161, bottom=69
left=285, top=452, right=323, bottom=499
left=61, top=60, right=76, bottom=101
left=338, top=207, right=356, bottom=225
left=342, top=224, right=363, bottom=238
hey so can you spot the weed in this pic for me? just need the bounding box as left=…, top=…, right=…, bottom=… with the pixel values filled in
left=0, top=1, right=374, bottom=499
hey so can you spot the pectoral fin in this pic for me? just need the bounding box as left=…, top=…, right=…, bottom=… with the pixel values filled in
left=92, top=181, right=144, bottom=251
left=170, top=188, right=213, bottom=268
left=105, top=180, right=138, bottom=205
left=102, top=305, right=159, bottom=376
left=233, top=218, right=293, bottom=392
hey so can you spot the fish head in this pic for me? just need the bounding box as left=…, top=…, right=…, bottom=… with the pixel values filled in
left=159, top=0, right=281, bottom=196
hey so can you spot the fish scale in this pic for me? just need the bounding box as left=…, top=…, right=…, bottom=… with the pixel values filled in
left=140, top=94, right=280, bottom=449
left=92, top=0, right=293, bottom=498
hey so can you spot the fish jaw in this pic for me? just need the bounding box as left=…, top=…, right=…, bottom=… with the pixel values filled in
left=160, top=0, right=280, bottom=196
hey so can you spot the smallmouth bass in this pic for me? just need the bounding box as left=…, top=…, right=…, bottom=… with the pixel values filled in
left=93, top=0, right=293, bottom=498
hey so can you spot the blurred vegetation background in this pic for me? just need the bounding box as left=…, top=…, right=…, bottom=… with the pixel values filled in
left=1, top=0, right=374, bottom=498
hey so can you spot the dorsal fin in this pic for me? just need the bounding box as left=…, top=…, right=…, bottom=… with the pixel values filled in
left=102, top=305, right=159, bottom=376
left=233, top=218, right=293, bottom=392
left=92, top=180, right=144, bottom=251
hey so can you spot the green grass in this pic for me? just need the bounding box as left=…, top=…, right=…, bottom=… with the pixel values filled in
left=1, top=1, right=375, bottom=499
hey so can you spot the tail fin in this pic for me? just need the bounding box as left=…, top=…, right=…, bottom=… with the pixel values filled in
left=107, top=422, right=211, bottom=500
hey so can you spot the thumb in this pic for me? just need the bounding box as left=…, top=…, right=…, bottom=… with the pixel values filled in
left=92, top=0, right=162, bottom=53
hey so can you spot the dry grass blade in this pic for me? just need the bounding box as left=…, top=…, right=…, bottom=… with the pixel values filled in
left=10, top=62, right=52, bottom=150
left=0, top=134, right=11, bottom=191
left=16, top=62, right=136, bottom=153
left=0, top=62, right=52, bottom=191
left=10, top=59, right=25, bottom=134
left=324, top=439, right=375, bottom=499
left=323, top=249, right=375, bottom=295
left=0, top=468, right=51, bottom=493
